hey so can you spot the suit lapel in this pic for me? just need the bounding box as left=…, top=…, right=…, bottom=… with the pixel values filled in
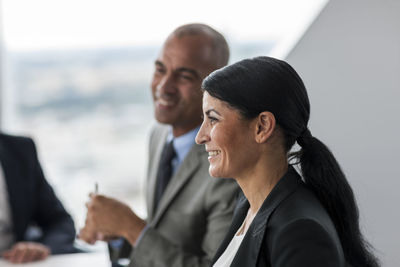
left=223, top=166, right=301, bottom=267
left=151, top=143, right=203, bottom=226
left=147, top=129, right=169, bottom=220
left=212, top=194, right=249, bottom=264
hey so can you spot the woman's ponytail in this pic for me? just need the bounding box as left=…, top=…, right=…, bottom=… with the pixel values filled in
left=202, top=56, right=379, bottom=267
left=297, top=129, right=379, bottom=267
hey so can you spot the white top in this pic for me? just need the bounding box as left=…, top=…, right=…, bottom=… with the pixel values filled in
left=0, top=162, right=15, bottom=252
left=212, top=232, right=245, bottom=267
left=213, top=210, right=251, bottom=267
left=213, top=208, right=259, bottom=267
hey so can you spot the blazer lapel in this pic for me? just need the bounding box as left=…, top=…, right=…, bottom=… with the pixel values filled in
left=211, top=193, right=249, bottom=264
left=150, top=143, right=203, bottom=226
left=229, top=166, right=301, bottom=267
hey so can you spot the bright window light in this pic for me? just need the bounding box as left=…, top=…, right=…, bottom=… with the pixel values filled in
left=0, top=0, right=327, bottom=228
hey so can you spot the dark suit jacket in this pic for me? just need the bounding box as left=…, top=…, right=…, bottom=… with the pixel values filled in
left=0, top=133, right=76, bottom=254
left=212, top=166, right=346, bottom=267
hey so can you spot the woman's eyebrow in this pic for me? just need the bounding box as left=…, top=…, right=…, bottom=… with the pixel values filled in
left=205, top=109, right=221, bottom=116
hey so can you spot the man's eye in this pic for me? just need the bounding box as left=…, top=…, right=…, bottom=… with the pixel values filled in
left=155, top=67, right=165, bottom=74
left=178, top=74, right=194, bottom=81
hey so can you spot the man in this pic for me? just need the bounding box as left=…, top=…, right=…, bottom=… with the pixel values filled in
left=0, top=133, right=76, bottom=263
left=79, top=23, right=238, bottom=266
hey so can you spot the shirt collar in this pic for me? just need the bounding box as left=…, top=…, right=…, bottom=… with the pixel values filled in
left=167, top=126, right=200, bottom=164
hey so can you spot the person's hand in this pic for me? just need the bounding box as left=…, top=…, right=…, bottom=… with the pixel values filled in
left=79, top=194, right=146, bottom=245
left=2, top=242, right=50, bottom=263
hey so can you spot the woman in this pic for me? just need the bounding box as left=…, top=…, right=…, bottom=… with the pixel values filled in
left=195, top=56, right=379, bottom=267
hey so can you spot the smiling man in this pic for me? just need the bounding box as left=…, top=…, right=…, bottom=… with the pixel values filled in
left=79, top=23, right=238, bottom=267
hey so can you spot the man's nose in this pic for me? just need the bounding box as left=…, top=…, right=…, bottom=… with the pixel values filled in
left=156, top=75, right=176, bottom=95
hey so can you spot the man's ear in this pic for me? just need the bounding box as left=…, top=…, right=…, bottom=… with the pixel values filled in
left=254, top=111, right=276, bottom=143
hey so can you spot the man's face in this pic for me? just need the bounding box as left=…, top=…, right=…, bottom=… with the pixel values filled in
left=151, top=34, right=217, bottom=137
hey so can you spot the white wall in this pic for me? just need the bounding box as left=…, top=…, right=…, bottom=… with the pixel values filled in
left=284, top=0, right=400, bottom=266
left=0, top=2, right=3, bottom=126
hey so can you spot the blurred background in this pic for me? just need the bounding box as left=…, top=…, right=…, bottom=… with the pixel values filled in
left=0, top=0, right=399, bottom=265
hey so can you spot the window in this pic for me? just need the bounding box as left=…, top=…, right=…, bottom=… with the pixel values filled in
left=1, top=0, right=327, bottom=229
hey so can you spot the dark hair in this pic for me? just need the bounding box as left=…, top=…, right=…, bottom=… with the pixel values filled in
left=202, top=56, right=379, bottom=267
left=171, top=23, right=230, bottom=68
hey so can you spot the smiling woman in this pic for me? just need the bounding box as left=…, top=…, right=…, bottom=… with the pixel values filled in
left=196, top=93, right=259, bottom=179
left=196, top=56, right=380, bottom=267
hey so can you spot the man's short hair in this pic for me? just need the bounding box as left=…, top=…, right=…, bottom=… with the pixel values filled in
left=171, top=23, right=230, bottom=68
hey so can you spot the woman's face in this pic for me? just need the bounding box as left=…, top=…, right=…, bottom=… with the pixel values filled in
left=196, top=92, right=259, bottom=178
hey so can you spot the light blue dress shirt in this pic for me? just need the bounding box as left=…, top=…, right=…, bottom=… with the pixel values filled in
left=109, top=126, right=200, bottom=255
left=167, top=126, right=200, bottom=174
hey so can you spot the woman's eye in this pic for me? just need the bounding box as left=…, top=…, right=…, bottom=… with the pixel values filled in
left=208, top=116, right=218, bottom=124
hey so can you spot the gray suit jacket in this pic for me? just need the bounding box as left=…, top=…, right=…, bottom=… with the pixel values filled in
left=129, top=124, right=239, bottom=267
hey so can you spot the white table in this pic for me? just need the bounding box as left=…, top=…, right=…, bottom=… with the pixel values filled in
left=0, top=252, right=110, bottom=267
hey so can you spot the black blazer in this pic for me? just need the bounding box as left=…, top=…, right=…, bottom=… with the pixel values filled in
left=0, top=133, right=76, bottom=254
left=212, top=166, right=346, bottom=267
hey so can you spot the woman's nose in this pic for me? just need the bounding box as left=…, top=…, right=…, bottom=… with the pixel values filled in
left=195, top=122, right=209, bottom=145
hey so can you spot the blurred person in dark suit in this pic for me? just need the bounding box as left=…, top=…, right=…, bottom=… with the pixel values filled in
left=79, top=23, right=239, bottom=267
left=0, top=133, right=76, bottom=264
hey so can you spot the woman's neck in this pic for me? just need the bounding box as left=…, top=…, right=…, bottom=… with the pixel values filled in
left=236, top=154, right=288, bottom=215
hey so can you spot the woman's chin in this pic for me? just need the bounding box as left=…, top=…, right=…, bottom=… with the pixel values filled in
left=209, top=167, right=225, bottom=178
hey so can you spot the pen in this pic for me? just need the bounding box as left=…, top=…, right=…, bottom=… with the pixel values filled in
left=94, top=182, right=98, bottom=194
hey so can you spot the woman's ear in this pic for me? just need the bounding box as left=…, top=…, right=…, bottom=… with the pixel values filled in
left=254, top=111, right=276, bottom=143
